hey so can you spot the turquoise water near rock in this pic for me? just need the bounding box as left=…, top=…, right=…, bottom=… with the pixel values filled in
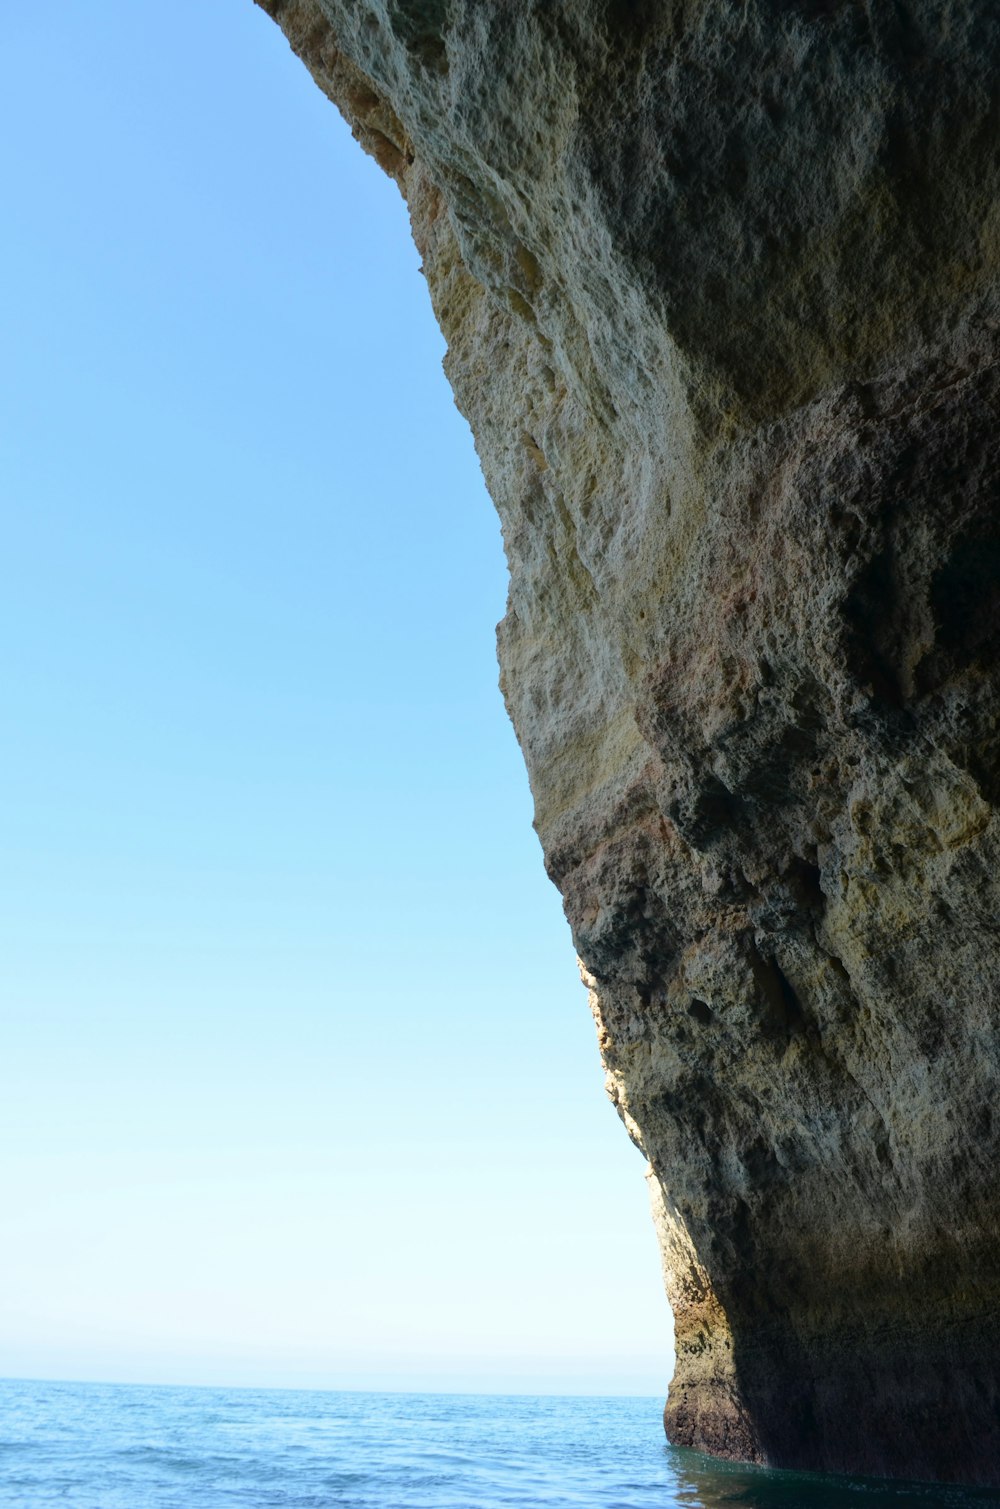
left=1, top=1377, right=998, bottom=1507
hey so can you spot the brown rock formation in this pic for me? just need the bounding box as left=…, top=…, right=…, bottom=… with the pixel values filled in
left=254, top=0, right=1000, bottom=1485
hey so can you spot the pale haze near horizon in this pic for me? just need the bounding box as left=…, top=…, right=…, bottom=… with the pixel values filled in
left=1, top=2, right=674, bottom=1397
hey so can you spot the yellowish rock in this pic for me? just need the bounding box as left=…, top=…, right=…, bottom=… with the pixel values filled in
left=255, top=0, right=1000, bottom=1485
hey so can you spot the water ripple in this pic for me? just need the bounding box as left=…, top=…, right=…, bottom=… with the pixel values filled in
left=1, top=1379, right=999, bottom=1508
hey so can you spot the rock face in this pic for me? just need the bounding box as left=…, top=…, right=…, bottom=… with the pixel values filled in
left=255, top=0, right=1000, bottom=1485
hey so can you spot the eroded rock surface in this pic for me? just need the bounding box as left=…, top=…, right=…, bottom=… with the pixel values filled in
left=255, top=0, right=1000, bottom=1484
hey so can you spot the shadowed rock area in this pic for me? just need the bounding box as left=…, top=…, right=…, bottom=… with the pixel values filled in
left=254, top=0, right=1000, bottom=1485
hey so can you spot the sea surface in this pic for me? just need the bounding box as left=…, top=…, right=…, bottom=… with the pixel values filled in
left=1, top=1378, right=998, bottom=1508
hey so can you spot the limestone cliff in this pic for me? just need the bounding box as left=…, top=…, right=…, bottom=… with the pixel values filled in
left=254, top=0, right=1000, bottom=1485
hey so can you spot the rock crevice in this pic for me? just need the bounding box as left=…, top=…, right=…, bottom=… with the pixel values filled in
left=256, top=0, right=1000, bottom=1484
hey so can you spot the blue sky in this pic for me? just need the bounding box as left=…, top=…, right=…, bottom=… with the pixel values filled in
left=0, top=2, right=673, bottom=1395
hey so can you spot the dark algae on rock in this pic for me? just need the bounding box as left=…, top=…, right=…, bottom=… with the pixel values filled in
left=254, top=0, right=1000, bottom=1487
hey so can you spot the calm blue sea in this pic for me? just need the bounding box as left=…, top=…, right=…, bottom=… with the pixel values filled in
left=1, top=1378, right=998, bottom=1508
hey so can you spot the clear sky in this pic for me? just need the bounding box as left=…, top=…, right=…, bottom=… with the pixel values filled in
left=1, top=2, right=673, bottom=1396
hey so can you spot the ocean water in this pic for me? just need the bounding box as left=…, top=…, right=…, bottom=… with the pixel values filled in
left=1, top=1378, right=998, bottom=1508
